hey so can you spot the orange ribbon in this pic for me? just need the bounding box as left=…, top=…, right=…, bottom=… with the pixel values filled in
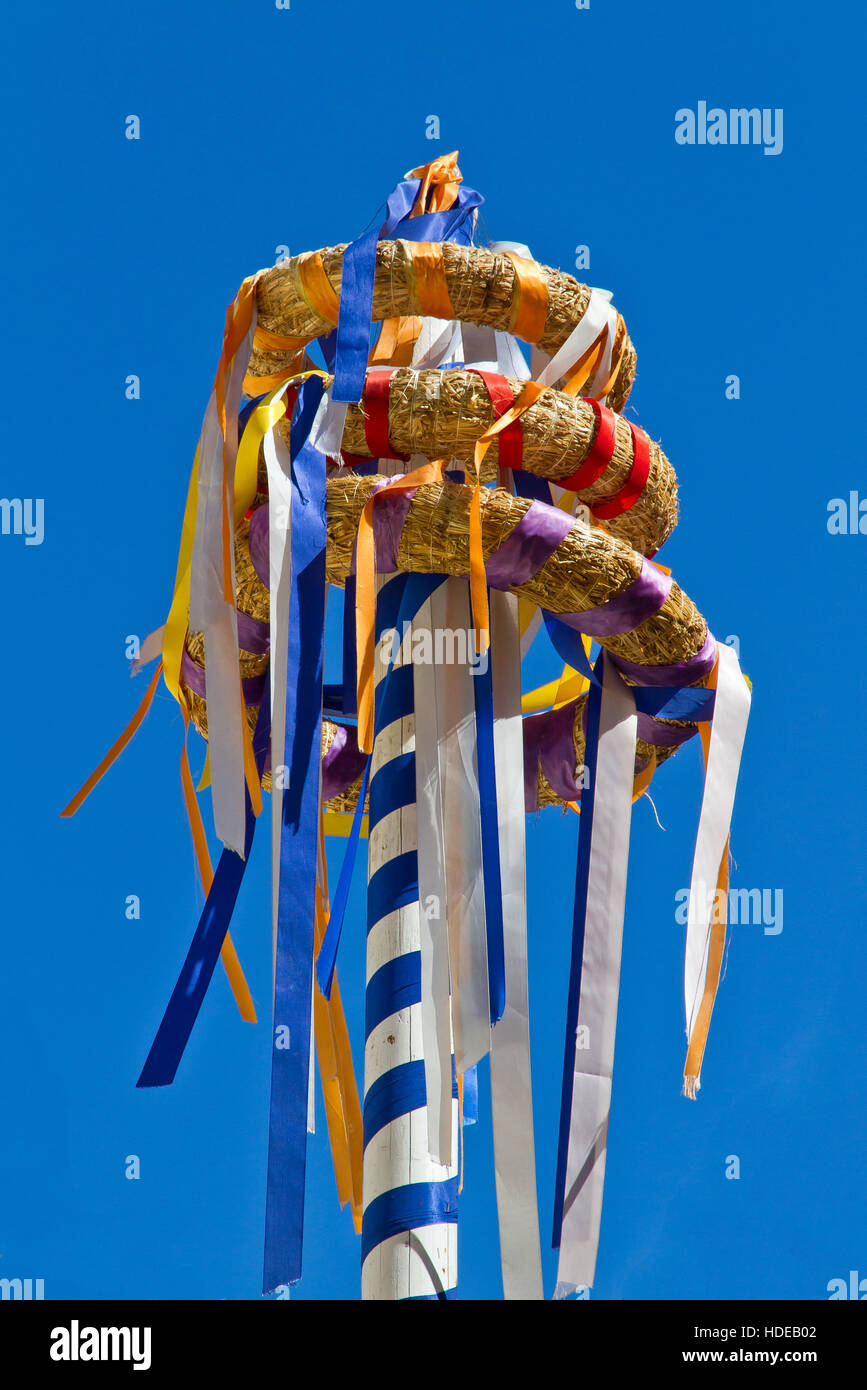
left=296, top=250, right=340, bottom=325
left=60, top=662, right=164, bottom=817
left=409, top=242, right=455, bottom=319
left=314, top=814, right=363, bottom=1228
left=503, top=252, right=549, bottom=344
left=408, top=150, right=462, bottom=216
left=355, top=460, right=447, bottom=754
left=60, top=663, right=256, bottom=1020
left=369, top=316, right=423, bottom=367
left=469, top=379, right=548, bottom=652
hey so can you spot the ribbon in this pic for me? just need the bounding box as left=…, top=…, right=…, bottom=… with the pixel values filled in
left=332, top=162, right=482, bottom=404
left=553, top=655, right=637, bottom=1293
left=683, top=644, right=751, bottom=1096
left=136, top=691, right=271, bottom=1088
left=488, top=590, right=545, bottom=1299
left=263, top=377, right=327, bottom=1293
left=316, top=754, right=371, bottom=999
left=472, top=623, right=506, bottom=1025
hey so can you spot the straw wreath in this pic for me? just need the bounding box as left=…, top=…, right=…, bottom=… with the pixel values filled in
left=249, top=240, right=636, bottom=413
left=314, top=367, right=677, bottom=556
left=182, top=477, right=708, bottom=805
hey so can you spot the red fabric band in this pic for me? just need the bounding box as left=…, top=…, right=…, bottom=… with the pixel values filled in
left=467, top=368, right=524, bottom=471
left=592, top=422, right=652, bottom=519
left=363, top=370, right=409, bottom=461
left=557, top=399, right=617, bottom=492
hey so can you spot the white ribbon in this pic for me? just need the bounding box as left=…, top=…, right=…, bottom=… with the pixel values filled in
left=262, top=413, right=294, bottom=976
left=536, top=286, right=616, bottom=397
left=684, top=643, right=751, bottom=1084
left=489, top=591, right=544, bottom=1300
left=413, top=591, right=455, bottom=1166
left=308, top=382, right=349, bottom=461
left=433, top=580, right=491, bottom=1073
left=188, top=309, right=257, bottom=854
left=555, top=658, right=637, bottom=1296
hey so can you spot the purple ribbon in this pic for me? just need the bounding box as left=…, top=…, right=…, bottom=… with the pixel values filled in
left=608, top=629, right=718, bottom=686
left=556, top=559, right=672, bottom=638
left=181, top=648, right=266, bottom=705
left=522, top=701, right=585, bottom=811
left=322, top=723, right=368, bottom=803
left=249, top=504, right=269, bottom=586
left=485, top=501, right=574, bottom=589
left=237, top=608, right=269, bottom=655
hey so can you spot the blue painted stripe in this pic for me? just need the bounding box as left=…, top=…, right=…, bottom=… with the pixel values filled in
left=374, top=662, right=414, bottom=736
left=367, top=850, right=418, bottom=932
left=361, top=1178, right=460, bottom=1264
left=369, top=752, right=416, bottom=831
left=363, top=1058, right=460, bottom=1149
left=365, top=952, right=422, bottom=1038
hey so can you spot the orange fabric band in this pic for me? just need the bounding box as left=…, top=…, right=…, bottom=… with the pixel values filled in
left=296, top=251, right=340, bottom=325
left=504, top=252, right=549, bottom=344
left=410, top=242, right=455, bottom=320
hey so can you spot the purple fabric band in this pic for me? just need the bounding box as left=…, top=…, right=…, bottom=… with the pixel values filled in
left=608, top=629, right=718, bottom=687
left=636, top=712, right=697, bottom=748
left=237, top=607, right=269, bottom=655
left=485, top=501, right=574, bottom=590
left=248, top=504, right=270, bottom=586
left=372, top=484, right=416, bottom=574
left=522, top=700, right=585, bottom=812
left=556, top=559, right=673, bottom=638
left=322, top=723, right=368, bottom=803
left=181, top=648, right=266, bottom=705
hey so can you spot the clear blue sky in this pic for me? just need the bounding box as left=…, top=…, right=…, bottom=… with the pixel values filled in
left=1, top=0, right=864, bottom=1301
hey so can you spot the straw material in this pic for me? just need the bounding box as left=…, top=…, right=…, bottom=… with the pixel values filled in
left=325, top=476, right=708, bottom=671
left=329, top=368, right=676, bottom=557
left=181, top=489, right=707, bottom=797
left=251, top=241, right=636, bottom=413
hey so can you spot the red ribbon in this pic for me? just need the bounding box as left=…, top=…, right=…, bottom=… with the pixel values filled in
left=557, top=398, right=617, bottom=491
left=467, top=369, right=524, bottom=470
left=362, top=370, right=409, bottom=461
left=592, top=422, right=651, bottom=519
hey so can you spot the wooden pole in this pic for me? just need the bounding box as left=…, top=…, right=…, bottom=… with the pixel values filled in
left=360, top=584, right=459, bottom=1299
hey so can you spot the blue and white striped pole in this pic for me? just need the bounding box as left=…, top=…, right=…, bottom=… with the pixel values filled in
left=361, top=581, right=459, bottom=1300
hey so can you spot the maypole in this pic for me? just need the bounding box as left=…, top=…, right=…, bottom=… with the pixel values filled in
left=361, top=580, right=459, bottom=1300
left=62, top=149, right=753, bottom=1301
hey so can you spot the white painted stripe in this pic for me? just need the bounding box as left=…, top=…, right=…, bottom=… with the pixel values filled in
left=362, top=1106, right=460, bottom=1209
left=365, top=905, right=420, bottom=985
left=368, top=804, right=417, bottom=871
left=361, top=1224, right=457, bottom=1301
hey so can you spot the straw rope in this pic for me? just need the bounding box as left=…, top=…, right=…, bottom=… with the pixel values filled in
left=250, top=240, right=636, bottom=413
left=181, top=487, right=707, bottom=803
left=319, top=368, right=677, bottom=556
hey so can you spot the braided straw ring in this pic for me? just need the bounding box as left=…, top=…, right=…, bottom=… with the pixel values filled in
left=181, top=479, right=713, bottom=801
left=330, top=367, right=676, bottom=557
left=249, top=240, right=636, bottom=412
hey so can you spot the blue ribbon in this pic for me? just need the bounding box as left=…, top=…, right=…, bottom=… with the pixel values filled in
left=332, top=175, right=483, bottom=403
left=136, top=696, right=271, bottom=1089
left=315, top=753, right=370, bottom=1000
left=262, top=377, right=327, bottom=1294
left=543, top=612, right=716, bottom=720
left=552, top=653, right=604, bottom=1247
left=472, top=622, right=506, bottom=1025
